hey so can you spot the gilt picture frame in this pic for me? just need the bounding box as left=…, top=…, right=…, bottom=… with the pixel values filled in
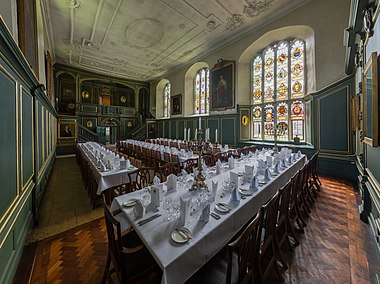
left=171, top=94, right=182, bottom=115
left=363, top=52, right=379, bottom=147
left=210, top=59, right=235, bottom=111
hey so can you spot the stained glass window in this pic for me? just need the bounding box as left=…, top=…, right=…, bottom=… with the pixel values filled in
left=251, top=39, right=306, bottom=142
left=164, top=82, right=170, bottom=118
left=194, top=68, right=209, bottom=114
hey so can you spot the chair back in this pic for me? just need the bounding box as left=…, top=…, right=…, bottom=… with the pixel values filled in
left=279, top=181, right=292, bottom=219
left=156, top=162, right=180, bottom=182
left=103, top=196, right=123, bottom=275
left=184, top=158, right=198, bottom=174
left=227, top=211, right=262, bottom=284
left=164, top=152, right=171, bottom=163
left=202, top=154, right=215, bottom=167
left=136, top=167, right=155, bottom=190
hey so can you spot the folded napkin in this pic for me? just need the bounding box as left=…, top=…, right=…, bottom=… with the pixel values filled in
left=257, top=159, right=266, bottom=169
left=212, top=181, right=218, bottom=200
left=166, top=174, right=177, bottom=191
left=133, top=200, right=144, bottom=218
left=199, top=204, right=210, bottom=223
left=147, top=186, right=160, bottom=212
left=266, top=156, right=273, bottom=167
left=100, top=163, right=106, bottom=172
left=224, top=144, right=229, bottom=150
left=240, top=152, right=244, bottom=159
left=281, top=159, right=286, bottom=168
left=228, top=157, right=235, bottom=169
left=153, top=175, right=160, bottom=185
left=126, top=159, right=131, bottom=168
left=273, top=153, right=280, bottom=164
left=288, top=156, right=292, bottom=164
left=264, top=168, right=271, bottom=182
left=231, top=187, right=240, bottom=203
left=273, top=163, right=279, bottom=174
left=230, top=171, right=239, bottom=189
left=120, top=160, right=127, bottom=170
left=298, top=150, right=302, bottom=158
left=180, top=196, right=191, bottom=226
left=216, top=159, right=222, bottom=175
left=244, top=165, right=254, bottom=183
left=250, top=175, right=259, bottom=191
left=181, top=169, right=188, bottom=178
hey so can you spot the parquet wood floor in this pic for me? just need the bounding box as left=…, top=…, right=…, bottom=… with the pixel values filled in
left=14, top=176, right=380, bottom=284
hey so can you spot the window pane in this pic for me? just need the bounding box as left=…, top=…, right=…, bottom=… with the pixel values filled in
left=264, top=48, right=275, bottom=103
left=252, top=106, right=262, bottom=139
left=291, top=40, right=305, bottom=99
left=252, top=56, right=262, bottom=104
left=276, top=42, right=288, bottom=101
left=264, top=104, right=274, bottom=140
left=200, top=69, right=206, bottom=114
left=194, top=74, right=200, bottom=114
left=164, top=83, right=170, bottom=117
left=276, top=102, right=289, bottom=140
left=290, top=100, right=304, bottom=140
left=206, top=69, right=210, bottom=113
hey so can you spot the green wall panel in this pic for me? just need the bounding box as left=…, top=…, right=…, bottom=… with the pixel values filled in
left=170, top=120, right=176, bottom=139
left=22, top=89, right=33, bottom=187
left=37, top=103, right=43, bottom=171
left=163, top=120, right=169, bottom=137
left=319, top=88, right=348, bottom=152
left=240, top=109, right=250, bottom=140
left=178, top=120, right=185, bottom=140
left=207, top=119, right=219, bottom=142
left=187, top=120, right=194, bottom=140
left=367, top=146, right=380, bottom=182
left=0, top=69, right=17, bottom=218
left=221, top=118, right=235, bottom=145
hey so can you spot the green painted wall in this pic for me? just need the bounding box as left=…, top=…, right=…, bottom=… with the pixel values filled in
left=0, top=18, right=57, bottom=284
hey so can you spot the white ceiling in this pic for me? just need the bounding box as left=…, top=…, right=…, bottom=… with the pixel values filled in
left=46, top=0, right=307, bottom=82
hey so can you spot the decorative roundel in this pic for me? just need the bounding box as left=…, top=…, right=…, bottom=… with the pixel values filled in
left=253, top=108, right=261, bottom=119
left=67, top=103, right=76, bottom=110
left=291, top=64, right=303, bottom=76
left=81, top=91, right=90, bottom=99
left=127, top=121, right=133, bottom=128
left=292, top=81, right=302, bottom=93
left=292, top=104, right=302, bottom=115
left=241, top=115, right=249, bottom=126
left=86, top=120, right=93, bottom=128
left=120, top=96, right=127, bottom=103
left=278, top=105, right=287, bottom=115
left=253, top=90, right=261, bottom=99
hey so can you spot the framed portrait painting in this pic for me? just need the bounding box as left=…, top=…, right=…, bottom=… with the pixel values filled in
left=58, top=121, right=77, bottom=140
left=171, top=94, right=182, bottom=115
left=210, top=59, right=235, bottom=111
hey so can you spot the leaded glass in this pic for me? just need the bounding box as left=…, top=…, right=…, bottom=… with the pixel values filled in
left=252, top=56, right=262, bottom=104
left=276, top=102, right=289, bottom=140
left=291, top=100, right=304, bottom=140
left=276, top=42, right=288, bottom=101
left=264, top=48, right=275, bottom=102
left=264, top=104, right=274, bottom=140
left=291, top=40, right=304, bottom=99
left=194, top=68, right=209, bottom=114
left=251, top=39, right=306, bottom=142
left=164, top=82, right=170, bottom=117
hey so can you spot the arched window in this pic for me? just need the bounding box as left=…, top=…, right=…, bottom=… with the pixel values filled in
left=194, top=68, right=209, bottom=114
left=163, top=82, right=171, bottom=118
left=251, top=39, right=305, bottom=142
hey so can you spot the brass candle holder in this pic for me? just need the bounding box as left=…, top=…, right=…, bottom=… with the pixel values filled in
left=190, top=129, right=208, bottom=192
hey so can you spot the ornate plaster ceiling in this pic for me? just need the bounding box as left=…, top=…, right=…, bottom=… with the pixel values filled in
left=46, top=0, right=307, bottom=81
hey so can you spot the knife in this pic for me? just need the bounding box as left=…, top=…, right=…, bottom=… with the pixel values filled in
left=137, top=213, right=161, bottom=226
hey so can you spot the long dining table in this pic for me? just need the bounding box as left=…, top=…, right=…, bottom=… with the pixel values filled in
left=111, top=153, right=306, bottom=284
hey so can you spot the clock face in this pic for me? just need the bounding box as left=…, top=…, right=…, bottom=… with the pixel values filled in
left=81, top=91, right=90, bottom=99
left=121, top=96, right=127, bottom=103
left=86, top=121, right=93, bottom=128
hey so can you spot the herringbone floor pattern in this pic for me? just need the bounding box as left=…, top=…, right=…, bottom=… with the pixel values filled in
left=17, top=176, right=380, bottom=284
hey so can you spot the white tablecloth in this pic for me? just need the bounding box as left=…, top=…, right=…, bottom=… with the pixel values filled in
left=79, top=143, right=138, bottom=194
left=111, top=155, right=306, bottom=284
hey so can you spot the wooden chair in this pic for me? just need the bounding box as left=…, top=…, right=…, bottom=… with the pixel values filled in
left=184, top=158, right=198, bottom=174
left=101, top=197, right=160, bottom=284
left=258, top=191, right=286, bottom=283
left=163, top=152, right=171, bottom=163
left=171, top=154, right=180, bottom=164
left=193, top=211, right=263, bottom=284
left=134, top=158, right=143, bottom=169
left=127, top=167, right=155, bottom=191
left=156, top=162, right=181, bottom=182
left=277, top=181, right=300, bottom=250
left=203, top=154, right=215, bottom=167
left=289, top=172, right=307, bottom=231
left=309, top=151, right=322, bottom=192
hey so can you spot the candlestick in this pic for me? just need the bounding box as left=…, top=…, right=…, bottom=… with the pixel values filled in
left=199, top=117, right=201, bottom=129
left=195, top=129, right=198, bottom=139
left=184, top=128, right=187, bottom=141
left=188, top=128, right=190, bottom=141
left=215, top=129, right=218, bottom=142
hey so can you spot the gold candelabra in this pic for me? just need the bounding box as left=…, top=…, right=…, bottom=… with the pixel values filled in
left=190, top=129, right=209, bottom=191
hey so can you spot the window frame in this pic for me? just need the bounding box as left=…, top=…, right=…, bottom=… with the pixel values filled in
left=193, top=67, right=210, bottom=115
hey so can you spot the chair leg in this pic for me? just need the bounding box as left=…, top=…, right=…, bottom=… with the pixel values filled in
left=101, top=254, right=111, bottom=284
left=286, top=217, right=300, bottom=248
left=274, top=234, right=288, bottom=270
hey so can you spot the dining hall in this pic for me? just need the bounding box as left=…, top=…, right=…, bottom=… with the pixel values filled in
left=1, top=0, right=380, bottom=283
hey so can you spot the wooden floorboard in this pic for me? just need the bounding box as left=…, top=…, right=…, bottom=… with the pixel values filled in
left=14, top=176, right=380, bottom=284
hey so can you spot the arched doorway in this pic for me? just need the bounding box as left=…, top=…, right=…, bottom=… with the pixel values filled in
left=98, top=118, right=121, bottom=145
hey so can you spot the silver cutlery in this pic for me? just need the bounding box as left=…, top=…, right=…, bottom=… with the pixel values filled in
left=175, top=228, right=192, bottom=239
left=137, top=213, right=161, bottom=226
left=210, top=212, right=221, bottom=220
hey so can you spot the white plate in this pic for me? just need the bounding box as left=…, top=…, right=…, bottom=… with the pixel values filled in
left=258, top=179, right=267, bottom=185
left=239, top=188, right=253, bottom=196
left=171, top=227, right=191, bottom=243
left=215, top=203, right=230, bottom=213
left=123, top=198, right=138, bottom=207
